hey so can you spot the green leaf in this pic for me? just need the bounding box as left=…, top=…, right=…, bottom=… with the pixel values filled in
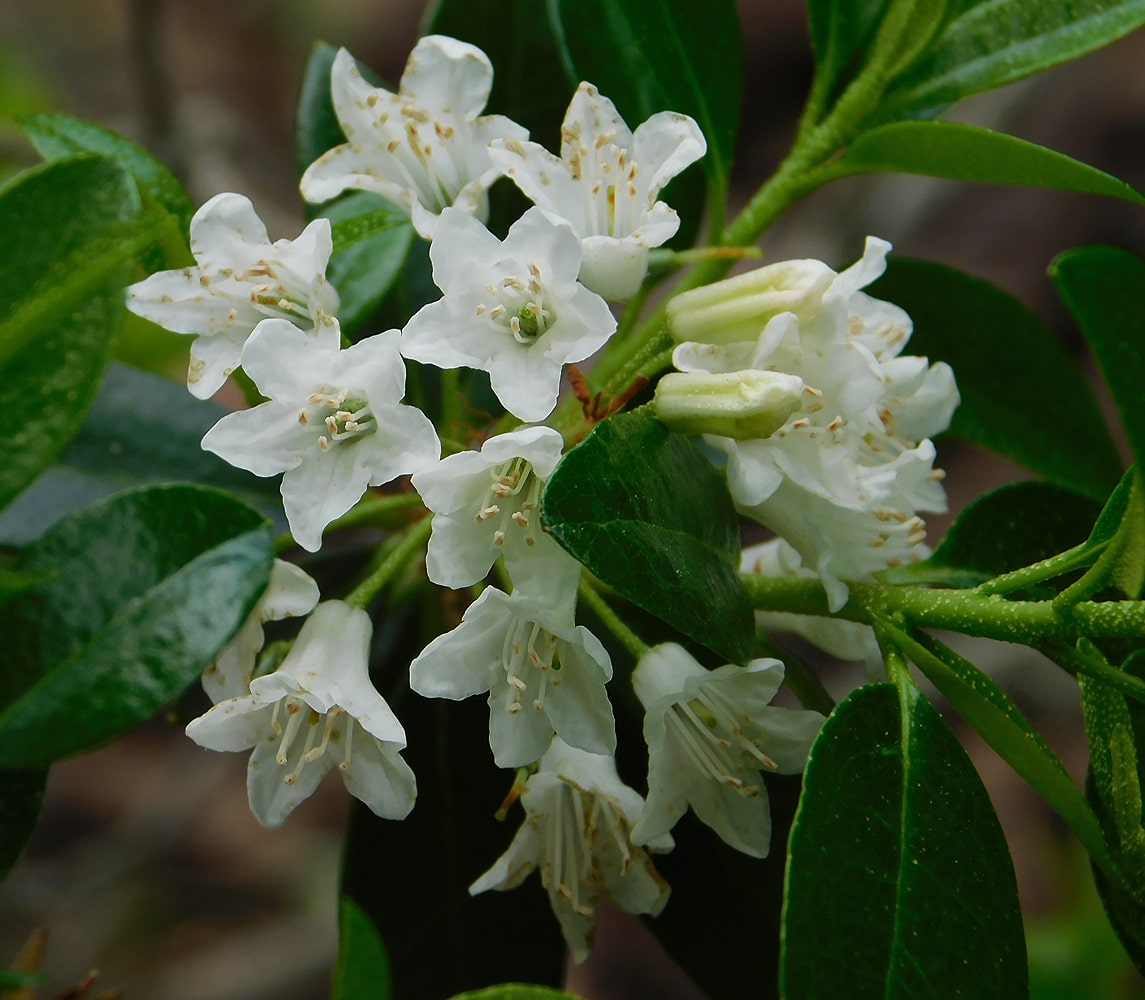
left=448, top=987, right=580, bottom=1000
left=549, top=0, right=742, bottom=189
left=0, top=363, right=284, bottom=547
left=831, top=121, right=1145, bottom=204
left=331, top=896, right=392, bottom=1000
left=906, top=480, right=1103, bottom=586
left=19, top=112, right=195, bottom=235
left=878, top=621, right=1117, bottom=874
left=871, top=258, right=1122, bottom=501
left=781, top=683, right=1027, bottom=997
left=0, top=155, right=168, bottom=512
left=540, top=410, right=754, bottom=663
left=424, top=0, right=572, bottom=148
left=1052, top=245, right=1145, bottom=467
left=323, top=193, right=415, bottom=336
left=0, top=484, right=273, bottom=766
left=881, top=0, right=1145, bottom=119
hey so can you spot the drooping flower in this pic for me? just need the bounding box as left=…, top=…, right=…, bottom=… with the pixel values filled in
left=186, top=601, right=416, bottom=828
left=126, top=192, right=339, bottom=398
left=201, top=318, right=439, bottom=552
left=411, top=425, right=578, bottom=598
left=630, top=643, right=824, bottom=858
left=669, top=237, right=959, bottom=610
left=299, top=37, right=528, bottom=239
left=489, top=82, right=707, bottom=300
left=400, top=207, right=616, bottom=422
left=409, top=587, right=614, bottom=768
left=202, top=559, right=321, bottom=702
left=470, top=737, right=672, bottom=962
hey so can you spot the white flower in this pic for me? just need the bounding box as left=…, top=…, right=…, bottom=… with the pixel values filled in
left=202, top=559, right=321, bottom=702
left=470, top=737, right=671, bottom=963
left=411, top=425, right=579, bottom=598
left=201, top=318, right=439, bottom=552
left=741, top=540, right=883, bottom=680
left=409, top=587, right=615, bottom=768
left=400, top=207, right=616, bottom=422
left=299, top=38, right=528, bottom=239
left=489, top=82, right=706, bottom=300
left=186, top=601, right=416, bottom=828
left=126, top=192, right=339, bottom=398
left=630, top=643, right=824, bottom=858
left=670, top=237, right=959, bottom=610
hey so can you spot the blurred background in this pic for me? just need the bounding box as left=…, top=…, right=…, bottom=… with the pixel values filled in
left=2, top=0, right=1145, bottom=996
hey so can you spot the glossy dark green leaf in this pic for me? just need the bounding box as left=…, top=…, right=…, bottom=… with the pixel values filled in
left=781, top=683, right=1027, bottom=998
left=908, top=480, right=1102, bottom=586
left=549, top=0, right=741, bottom=189
left=343, top=681, right=563, bottom=997
left=540, top=410, right=754, bottom=663
left=831, top=121, right=1145, bottom=204
left=0, top=363, right=284, bottom=547
left=448, top=987, right=580, bottom=1000
left=881, top=0, right=1145, bottom=119
left=0, top=484, right=273, bottom=766
left=0, top=156, right=169, bottom=512
left=424, top=0, right=572, bottom=147
left=19, top=112, right=195, bottom=236
left=331, top=896, right=392, bottom=1000
left=872, top=258, right=1121, bottom=501
left=323, top=193, right=415, bottom=336
left=879, top=622, right=1115, bottom=873
left=1052, top=246, right=1145, bottom=467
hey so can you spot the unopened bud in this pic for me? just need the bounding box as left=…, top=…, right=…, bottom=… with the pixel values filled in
left=667, top=259, right=835, bottom=345
left=654, top=370, right=804, bottom=439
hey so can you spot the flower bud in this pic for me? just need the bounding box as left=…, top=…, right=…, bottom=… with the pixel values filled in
left=667, top=259, right=834, bottom=345
left=654, top=370, right=804, bottom=439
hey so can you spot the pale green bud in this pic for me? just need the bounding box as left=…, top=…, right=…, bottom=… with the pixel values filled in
left=667, top=259, right=835, bottom=345
left=654, top=370, right=804, bottom=439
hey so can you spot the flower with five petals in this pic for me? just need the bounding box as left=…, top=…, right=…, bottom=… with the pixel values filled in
left=126, top=192, right=339, bottom=398
left=630, top=643, right=824, bottom=858
left=186, top=601, right=416, bottom=828
left=299, top=37, right=528, bottom=239
left=201, top=318, right=439, bottom=552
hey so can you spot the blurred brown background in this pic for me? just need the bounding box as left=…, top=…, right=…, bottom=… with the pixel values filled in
left=2, top=0, right=1145, bottom=996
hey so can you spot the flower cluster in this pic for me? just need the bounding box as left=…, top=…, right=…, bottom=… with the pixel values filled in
left=665, top=236, right=959, bottom=610
left=120, top=29, right=951, bottom=963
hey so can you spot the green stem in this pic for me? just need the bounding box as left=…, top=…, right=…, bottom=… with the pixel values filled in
left=578, top=581, right=648, bottom=660
left=975, top=539, right=1105, bottom=597
left=345, top=515, right=432, bottom=610
left=743, top=573, right=1145, bottom=645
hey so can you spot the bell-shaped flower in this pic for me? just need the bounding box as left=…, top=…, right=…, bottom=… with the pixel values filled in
left=630, top=643, right=824, bottom=858
left=470, top=737, right=672, bottom=962
left=489, top=82, right=706, bottom=300
left=126, top=192, right=339, bottom=398
left=201, top=318, right=439, bottom=552
left=202, top=558, right=321, bottom=702
left=411, top=425, right=579, bottom=598
left=400, top=207, right=616, bottom=422
left=186, top=601, right=416, bottom=828
left=299, top=38, right=528, bottom=239
left=409, top=587, right=615, bottom=768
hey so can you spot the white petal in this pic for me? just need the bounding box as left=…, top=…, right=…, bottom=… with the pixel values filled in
left=340, top=726, right=417, bottom=819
